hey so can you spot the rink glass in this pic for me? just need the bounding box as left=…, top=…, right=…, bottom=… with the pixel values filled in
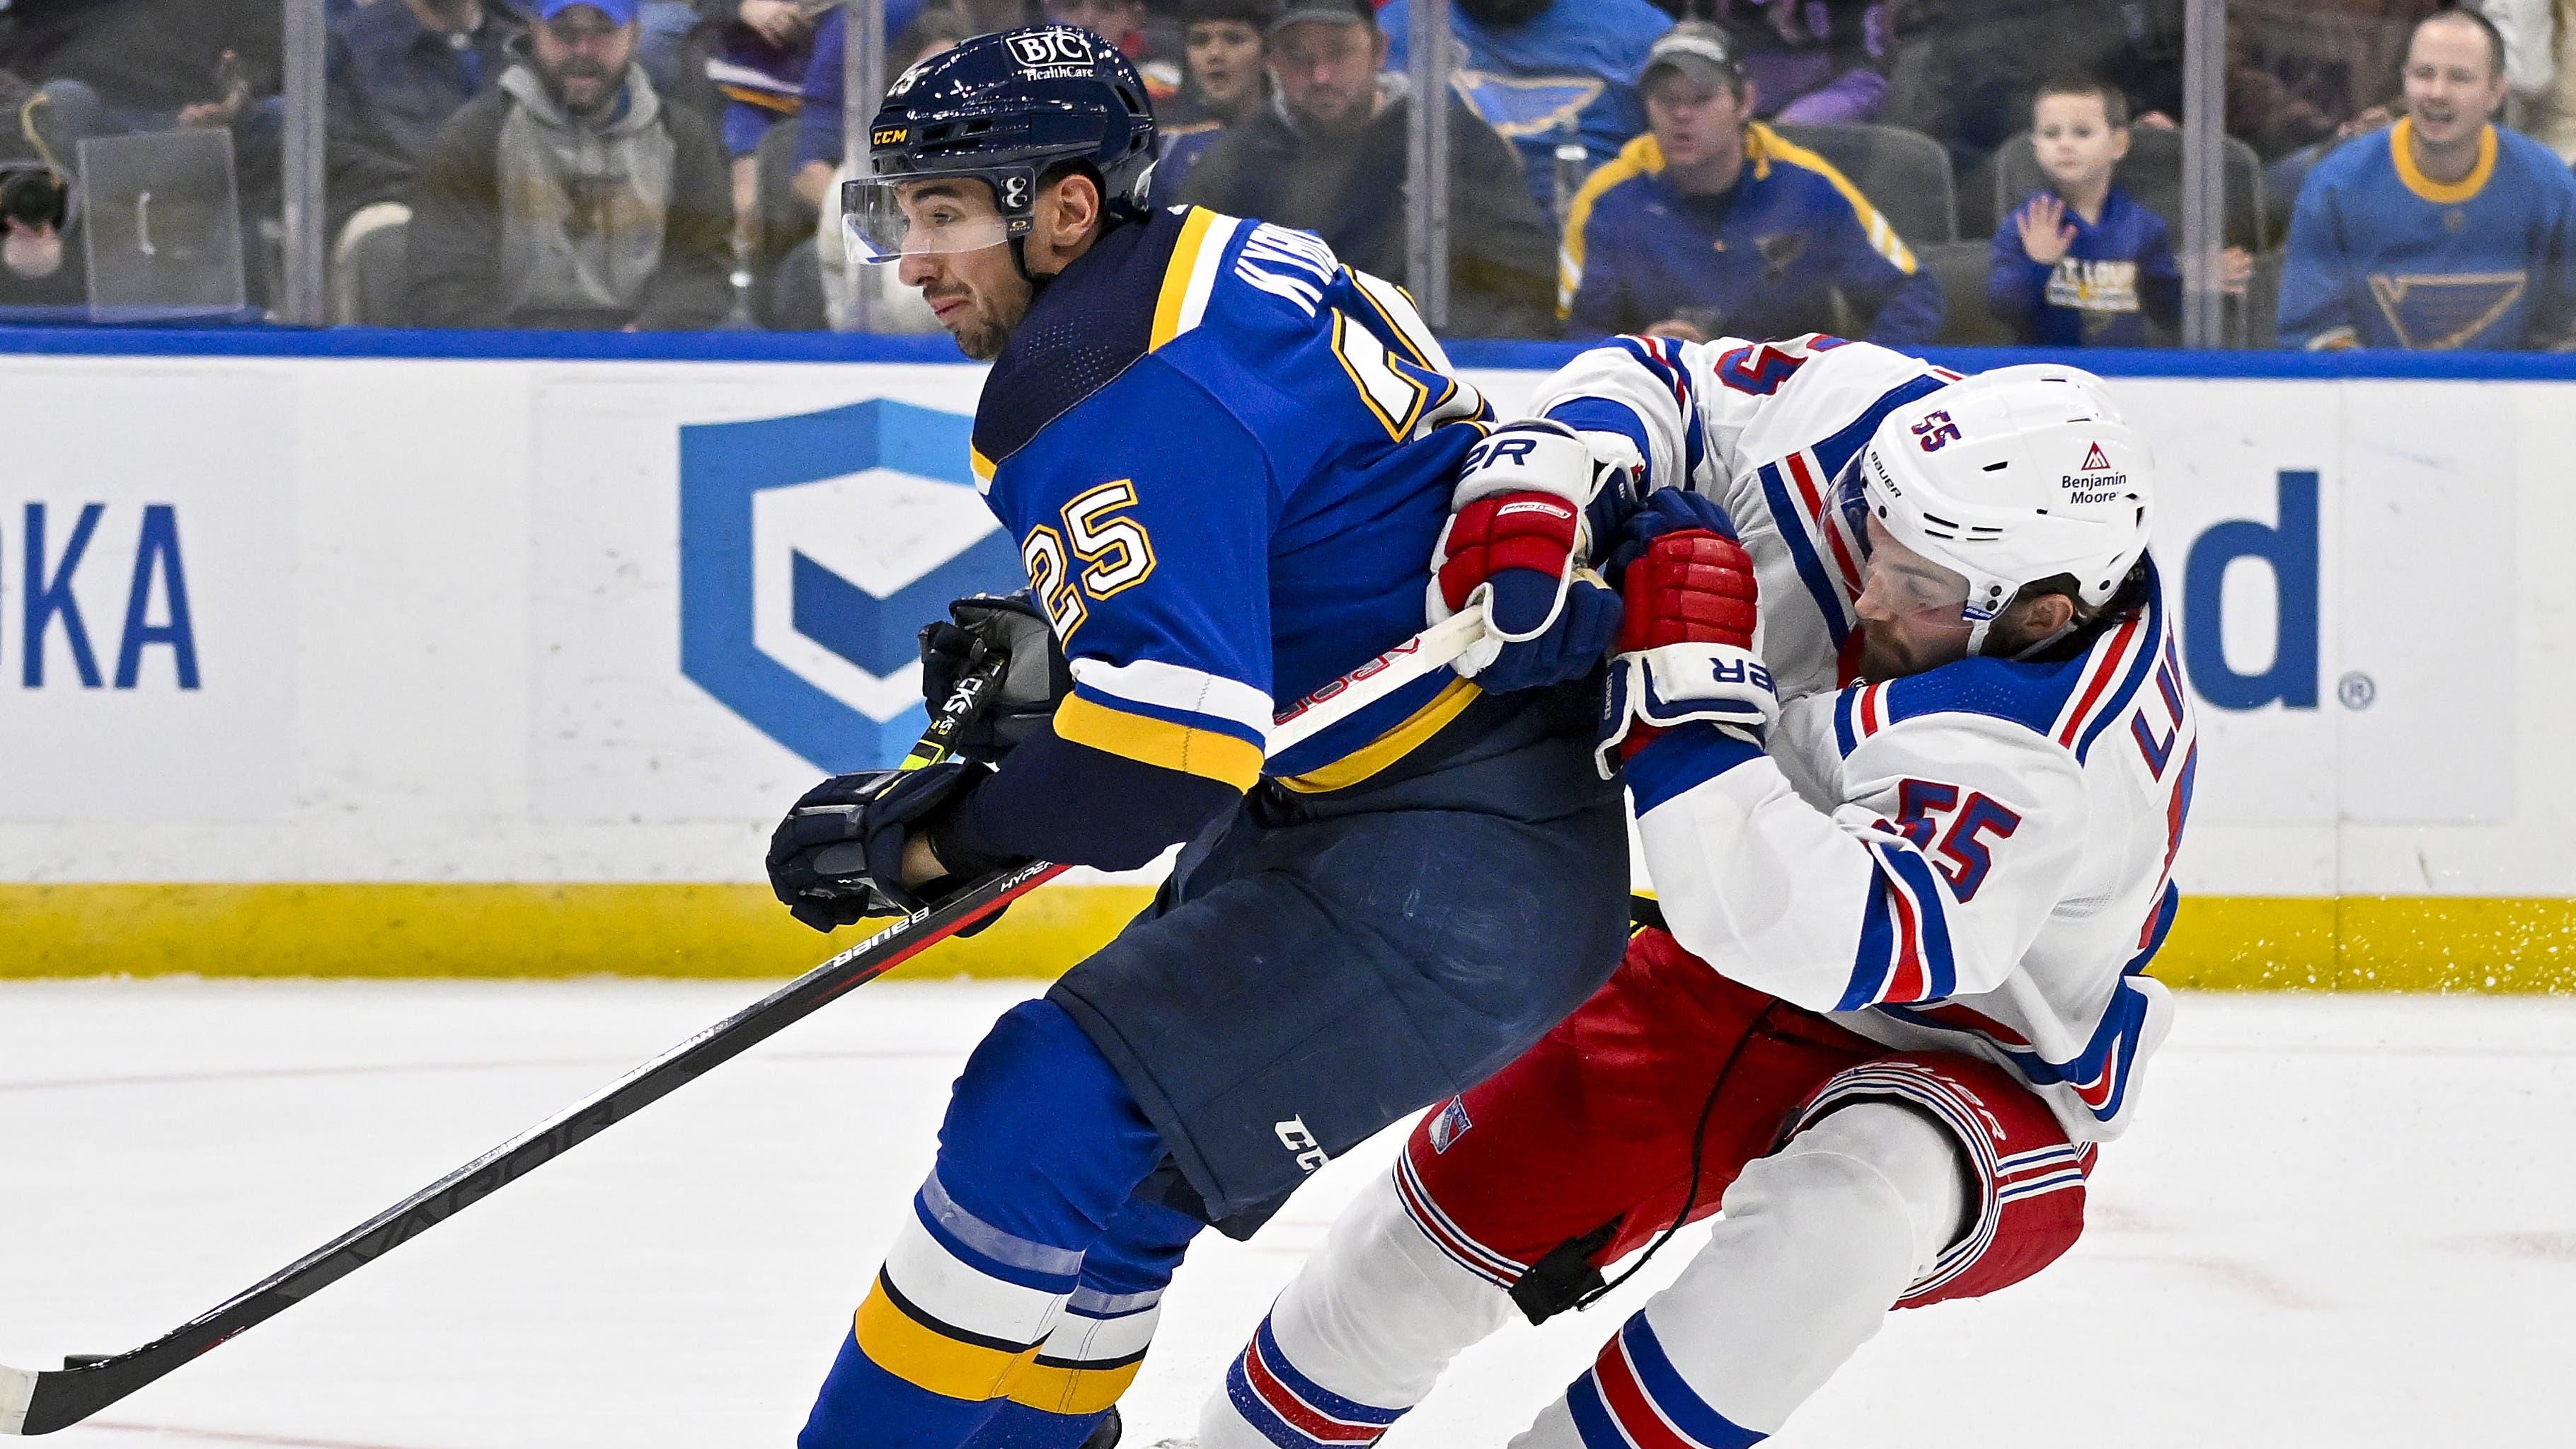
left=0, top=1, right=2462, bottom=344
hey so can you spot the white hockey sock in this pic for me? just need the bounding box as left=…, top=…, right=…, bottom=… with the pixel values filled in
left=1201, top=1166, right=1519, bottom=1449
left=1512, top=1101, right=1968, bottom=1448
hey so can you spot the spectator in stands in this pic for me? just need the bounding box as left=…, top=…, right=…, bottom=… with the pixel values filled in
left=2278, top=6, right=2576, bottom=348
left=405, top=0, right=733, bottom=329
left=1708, top=0, right=1892, bottom=125
left=1047, top=0, right=1184, bottom=98
left=698, top=0, right=827, bottom=256
left=793, top=0, right=1030, bottom=211
left=4, top=0, right=280, bottom=161
left=1150, top=0, right=1275, bottom=207
left=326, top=0, right=529, bottom=238
left=1559, top=21, right=1940, bottom=343
left=813, top=6, right=974, bottom=329
left=1379, top=0, right=1672, bottom=223
left=1182, top=0, right=1559, bottom=336
left=2473, top=0, right=2576, bottom=158
left=1989, top=78, right=2250, bottom=345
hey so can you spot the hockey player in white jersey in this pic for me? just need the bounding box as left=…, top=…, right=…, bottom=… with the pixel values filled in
left=1194, top=336, right=2200, bottom=1448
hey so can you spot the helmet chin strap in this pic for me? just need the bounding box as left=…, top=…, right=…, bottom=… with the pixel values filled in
left=1008, top=236, right=1055, bottom=290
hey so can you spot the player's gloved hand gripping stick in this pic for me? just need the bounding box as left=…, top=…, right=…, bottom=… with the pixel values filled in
left=0, top=609, right=1493, bottom=1436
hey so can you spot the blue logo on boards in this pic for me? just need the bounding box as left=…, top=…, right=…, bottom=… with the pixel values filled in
left=679, top=397, right=1022, bottom=772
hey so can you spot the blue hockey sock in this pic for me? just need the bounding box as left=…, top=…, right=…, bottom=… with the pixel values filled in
left=803, top=1329, right=1006, bottom=1448
left=972, top=1193, right=1203, bottom=1445
left=800, top=1000, right=1173, bottom=1449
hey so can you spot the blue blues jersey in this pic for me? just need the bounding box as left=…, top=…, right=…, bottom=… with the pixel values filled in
left=2278, top=120, right=2576, bottom=350
left=1987, top=186, right=2181, bottom=348
left=1559, top=126, right=1943, bottom=345
left=948, top=206, right=1505, bottom=870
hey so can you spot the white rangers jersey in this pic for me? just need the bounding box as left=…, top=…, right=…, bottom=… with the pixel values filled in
left=1533, top=333, right=2199, bottom=1140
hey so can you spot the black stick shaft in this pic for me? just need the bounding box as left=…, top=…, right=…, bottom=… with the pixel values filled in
left=13, top=856, right=1062, bottom=1435
left=8, top=655, right=1035, bottom=1436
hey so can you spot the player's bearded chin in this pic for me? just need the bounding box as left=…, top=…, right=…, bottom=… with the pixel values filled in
left=924, top=278, right=1028, bottom=362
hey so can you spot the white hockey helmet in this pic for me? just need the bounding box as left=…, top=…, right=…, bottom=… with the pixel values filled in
left=1839, top=364, right=2153, bottom=655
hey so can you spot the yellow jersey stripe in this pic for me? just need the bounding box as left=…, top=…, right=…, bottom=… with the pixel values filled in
left=1004, top=1354, right=1147, bottom=1416
left=1558, top=133, right=1661, bottom=316
left=853, top=1276, right=1040, bottom=1403
left=1750, top=122, right=1919, bottom=275
left=1276, top=675, right=1481, bottom=795
left=1150, top=206, right=1223, bottom=349
left=2391, top=118, right=2497, bottom=205
left=970, top=443, right=996, bottom=488
left=1055, top=693, right=1265, bottom=790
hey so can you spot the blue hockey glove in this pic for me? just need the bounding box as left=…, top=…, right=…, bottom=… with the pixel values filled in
left=1604, top=487, right=1742, bottom=587
left=1594, top=490, right=1777, bottom=778
left=766, top=761, right=983, bottom=932
left=918, top=592, right=1071, bottom=765
left=1429, top=420, right=1629, bottom=693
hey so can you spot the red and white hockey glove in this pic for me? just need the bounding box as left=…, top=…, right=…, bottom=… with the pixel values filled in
left=1428, top=420, right=1628, bottom=694
left=1595, top=488, right=1779, bottom=778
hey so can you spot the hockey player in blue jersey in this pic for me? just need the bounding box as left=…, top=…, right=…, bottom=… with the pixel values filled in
left=761, top=26, right=1634, bottom=1449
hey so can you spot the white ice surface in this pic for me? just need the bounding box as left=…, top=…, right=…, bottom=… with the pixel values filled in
left=0, top=980, right=2570, bottom=1448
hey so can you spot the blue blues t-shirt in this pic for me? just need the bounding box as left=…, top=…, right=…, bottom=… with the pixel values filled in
left=1986, top=186, right=2180, bottom=347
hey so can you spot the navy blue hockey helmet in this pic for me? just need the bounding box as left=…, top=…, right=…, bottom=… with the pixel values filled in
left=844, top=25, right=1158, bottom=265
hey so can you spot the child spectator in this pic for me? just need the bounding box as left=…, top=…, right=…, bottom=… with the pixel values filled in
left=1988, top=78, right=2250, bottom=346
left=1150, top=0, right=1275, bottom=208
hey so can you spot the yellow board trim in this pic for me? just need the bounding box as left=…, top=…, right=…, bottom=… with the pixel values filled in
left=854, top=1279, right=1040, bottom=1404
left=0, top=881, right=1156, bottom=980
left=1054, top=693, right=1266, bottom=790
left=1, top=887, right=2569, bottom=992
left=1005, top=1355, right=1147, bottom=1416
left=1275, top=675, right=1483, bottom=796
left=1150, top=205, right=1221, bottom=350
left=2389, top=118, right=2497, bottom=205
left=2152, top=895, right=2576, bottom=992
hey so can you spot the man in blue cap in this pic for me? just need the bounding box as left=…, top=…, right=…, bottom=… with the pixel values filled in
left=403, top=0, right=735, bottom=328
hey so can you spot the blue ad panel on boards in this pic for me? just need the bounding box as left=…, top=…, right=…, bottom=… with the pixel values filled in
left=678, top=396, right=1022, bottom=775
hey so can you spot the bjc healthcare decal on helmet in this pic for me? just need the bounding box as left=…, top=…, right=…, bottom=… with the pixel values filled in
left=679, top=397, right=1021, bottom=772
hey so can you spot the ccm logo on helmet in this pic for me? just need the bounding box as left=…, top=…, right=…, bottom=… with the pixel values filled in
left=871, top=127, right=909, bottom=146
left=1009, top=29, right=1094, bottom=67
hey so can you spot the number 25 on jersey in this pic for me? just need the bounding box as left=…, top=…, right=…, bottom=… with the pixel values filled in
left=1023, top=481, right=1158, bottom=638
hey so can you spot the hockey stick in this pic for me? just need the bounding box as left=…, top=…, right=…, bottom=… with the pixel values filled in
left=0, top=607, right=1490, bottom=1436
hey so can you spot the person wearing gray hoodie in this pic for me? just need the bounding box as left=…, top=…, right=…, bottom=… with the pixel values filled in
left=404, top=0, right=732, bottom=330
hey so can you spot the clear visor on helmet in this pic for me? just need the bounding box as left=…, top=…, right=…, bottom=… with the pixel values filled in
left=1832, top=458, right=1974, bottom=623
left=841, top=168, right=1030, bottom=263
